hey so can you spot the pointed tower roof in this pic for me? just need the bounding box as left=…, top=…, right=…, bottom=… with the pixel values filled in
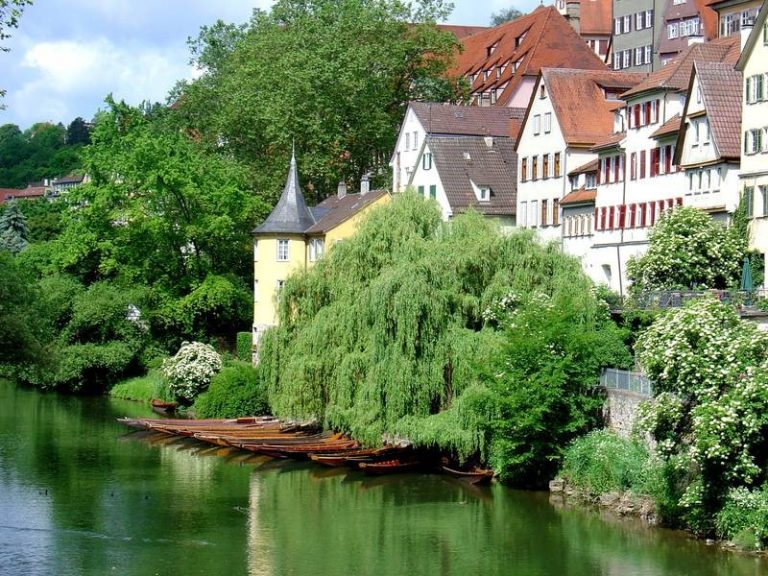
left=253, top=151, right=316, bottom=235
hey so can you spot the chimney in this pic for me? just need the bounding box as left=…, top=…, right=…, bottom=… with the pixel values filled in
left=360, top=173, right=370, bottom=195
left=741, top=17, right=755, bottom=52
left=484, top=136, right=494, bottom=148
left=337, top=180, right=347, bottom=199
left=566, top=0, right=580, bottom=34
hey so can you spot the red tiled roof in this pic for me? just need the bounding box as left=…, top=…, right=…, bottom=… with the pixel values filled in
left=651, top=114, right=682, bottom=138
left=408, top=101, right=525, bottom=141
left=449, top=6, right=607, bottom=107
left=540, top=68, right=646, bottom=147
left=696, top=62, right=743, bottom=160
left=591, top=132, right=625, bottom=151
left=436, top=24, right=490, bottom=39
left=695, top=0, right=719, bottom=41
left=561, top=187, right=597, bottom=205
left=568, top=158, right=599, bottom=176
left=0, top=186, right=46, bottom=204
left=622, top=35, right=740, bottom=99
left=577, top=0, right=613, bottom=36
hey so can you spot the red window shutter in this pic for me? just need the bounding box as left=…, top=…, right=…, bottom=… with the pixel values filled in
left=676, top=197, right=683, bottom=206
left=644, top=102, right=651, bottom=125
left=628, top=204, right=635, bottom=228
left=655, top=99, right=660, bottom=123
left=596, top=165, right=601, bottom=185
left=601, top=207, right=607, bottom=230
left=640, top=150, right=646, bottom=178
left=639, top=202, right=646, bottom=227
left=649, top=202, right=655, bottom=225
left=614, top=156, right=620, bottom=181
left=630, top=152, right=636, bottom=180
left=664, top=145, right=672, bottom=173
left=650, top=149, right=659, bottom=177
left=594, top=208, right=600, bottom=230
left=634, top=105, right=640, bottom=127
left=608, top=206, right=615, bottom=230
left=619, top=204, right=626, bottom=228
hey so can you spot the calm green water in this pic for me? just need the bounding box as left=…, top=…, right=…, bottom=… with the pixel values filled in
left=1, top=381, right=766, bottom=576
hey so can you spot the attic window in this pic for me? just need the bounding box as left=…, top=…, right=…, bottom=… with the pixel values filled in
left=487, top=41, right=500, bottom=57
left=479, top=187, right=491, bottom=202
left=515, top=32, right=527, bottom=47
left=463, top=152, right=471, bottom=161
left=539, top=84, right=546, bottom=99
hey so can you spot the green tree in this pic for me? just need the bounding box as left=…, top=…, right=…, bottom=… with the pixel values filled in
left=490, top=7, right=524, bottom=26
left=65, top=117, right=91, bottom=145
left=1, top=0, right=33, bottom=102
left=0, top=251, right=40, bottom=364
left=0, top=199, right=29, bottom=253
left=177, top=0, right=460, bottom=198
left=626, top=206, right=745, bottom=292
left=258, top=194, right=630, bottom=485
left=636, top=298, right=768, bottom=534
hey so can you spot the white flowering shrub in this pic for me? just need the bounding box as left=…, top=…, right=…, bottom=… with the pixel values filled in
left=162, top=341, right=222, bottom=402
left=627, top=206, right=744, bottom=291
left=636, top=297, right=768, bottom=534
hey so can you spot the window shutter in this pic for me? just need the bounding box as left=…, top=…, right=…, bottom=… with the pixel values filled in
left=618, top=205, right=626, bottom=229
left=746, top=77, right=752, bottom=103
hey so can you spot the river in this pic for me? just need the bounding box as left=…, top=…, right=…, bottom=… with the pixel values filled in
left=0, top=381, right=766, bottom=576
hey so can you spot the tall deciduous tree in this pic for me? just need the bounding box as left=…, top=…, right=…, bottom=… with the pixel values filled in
left=176, top=0, right=460, bottom=199
left=490, top=7, right=524, bottom=26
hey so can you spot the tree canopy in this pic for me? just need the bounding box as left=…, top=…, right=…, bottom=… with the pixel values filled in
left=257, top=194, right=630, bottom=485
left=490, top=7, right=524, bottom=26
left=175, top=0, right=462, bottom=200
left=626, top=206, right=745, bottom=292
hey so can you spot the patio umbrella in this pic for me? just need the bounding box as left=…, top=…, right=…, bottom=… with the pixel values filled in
left=741, top=256, right=754, bottom=292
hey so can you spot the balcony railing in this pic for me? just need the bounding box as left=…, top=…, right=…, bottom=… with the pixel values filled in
left=599, top=368, right=653, bottom=397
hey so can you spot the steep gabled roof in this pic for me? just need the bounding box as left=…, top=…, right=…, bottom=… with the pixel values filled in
left=420, top=136, right=517, bottom=216
left=622, top=35, right=741, bottom=98
left=736, top=1, right=768, bottom=71
left=305, top=189, right=388, bottom=235
left=449, top=6, right=607, bottom=106
left=437, top=24, right=490, bottom=39
left=676, top=61, right=743, bottom=163
left=538, top=68, right=646, bottom=147
left=408, top=101, right=525, bottom=141
left=253, top=152, right=316, bottom=235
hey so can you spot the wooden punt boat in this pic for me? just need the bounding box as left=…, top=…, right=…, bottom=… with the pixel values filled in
left=117, top=416, right=279, bottom=431
left=150, top=399, right=177, bottom=415
left=440, top=465, right=494, bottom=485
left=309, top=446, right=403, bottom=468
left=240, top=439, right=359, bottom=459
left=194, top=430, right=329, bottom=447
left=358, top=459, right=422, bottom=475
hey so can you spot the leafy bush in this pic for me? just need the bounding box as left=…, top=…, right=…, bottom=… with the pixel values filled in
left=162, top=341, right=222, bottom=403
left=194, top=361, right=269, bottom=418
left=110, top=369, right=170, bottom=402
left=236, top=331, right=252, bottom=362
left=560, top=429, right=654, bottom=496
left=716, top=486, right=768, bottom=550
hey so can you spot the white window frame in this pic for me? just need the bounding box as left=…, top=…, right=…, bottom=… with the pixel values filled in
left=668, top=22, right=679, bottom=39
left=636, top=12, right=644, bottom=30
left=413, top=132, right=418, bottom=150
left=623, top=15, right=632, bottom=33
left=520, top=201, right=528, bottom=227
left=533, top=114, right=541, bottom=135
left=277, top=239, right=289, bottom=262
left=479, top=187, right=491, bottom=202
left=644, top=45, right=652, bottom=65
left=614, top=17, right=621, bottom=35
left=405, top=132, right=410, bottom=150
left=543, top=112, right=552, bottom=134
left=645, top=10, right=653, bottom=29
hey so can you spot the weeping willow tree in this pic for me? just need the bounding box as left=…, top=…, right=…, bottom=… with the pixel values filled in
left=258, top=193, right=631, bottom=485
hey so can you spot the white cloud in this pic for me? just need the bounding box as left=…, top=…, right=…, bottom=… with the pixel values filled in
left=11, top=37, right=195, bottom=124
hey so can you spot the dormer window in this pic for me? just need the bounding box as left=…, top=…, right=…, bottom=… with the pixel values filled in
left=486, top=41, right=499, bottom=57
left=479, top=187, right=491, bottom=202
left=539, top=84, right=546, bottom=99
left=483, top=69, right=491, bottom=81
left=516, top=32, right=527, bottom=47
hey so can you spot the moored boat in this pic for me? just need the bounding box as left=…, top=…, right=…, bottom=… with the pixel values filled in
left=150, top=399, right=178, bottom=415
left=358, top=459, right=422, bottom=475
left=440, top=465, right=494, bottom=485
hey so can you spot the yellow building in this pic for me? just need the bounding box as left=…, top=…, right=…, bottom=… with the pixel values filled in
left=252, top=153, right=390, bottom=351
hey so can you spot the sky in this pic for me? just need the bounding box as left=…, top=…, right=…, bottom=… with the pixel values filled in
left=0, top=0, right=542, bottom=130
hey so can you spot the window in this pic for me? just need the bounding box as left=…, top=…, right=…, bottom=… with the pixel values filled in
left=533, top=114, right=541, bottom=135
left=745, top=187, right=755, bottom=218
left=644, top=45, right=652, bottom=65
left=413, top=132, right=418, bottom=150
left=478, top=186, right=490, bottom=202
left=554, top=153, right=561, bottom=178
left=276, top=279, right=285, bottom=291
left=645, top=10, right=653, bottom=29
left=544, top=112, right=552, bottom=134
left=405, top=132, right=410, bottom=150
left=422, top=152, right=432, bottom=170
left=429, top=185, right=437, bottom=199
left=761, top=186, right=768, bottom=217
left=745, top=129, right=763, bottom=155
left=622, top=49, right=631, bottom=69
left=650, top=148, right=660, bottom=177
left=639, top=150, right=646, bottom=179
left=277, top=239, right=289, bottom=261
left=630, top=152, right=637, bottom=180
left=253, top=240, right=259, bottom=261
left=635, top=47, right=644, bottom=66
left=417, top=185, right=424, bottom=196
left=673, top=0, right=685, bottom=4
left=585, top=173, right=596, bottom=189
left=543, top=154, right=550, bottom=179
left=553, top=198, right=560, bottom=226
left=701, top=119, right=709, bottom=144
left=532, top=156, right=539, bottom=181
left=636, top=12, right=644, bottom=30
left=541, top=199, right=549, bottom=226
left=651, top=99, right=659, bottom=123
left=614, top=17, right=622, bottom=35
left=668, top=23, right=678, bottom=39
left=520, top=201, right=528, bottom=227
left=531, top=200, right=538, bottom=227
left=623, top=15, right=632, bottom=33
left=521, top=158, right=528, bottom=182
left=746, top=75, right=765, bottom=103
left=309, top=238, right=325, bottom=262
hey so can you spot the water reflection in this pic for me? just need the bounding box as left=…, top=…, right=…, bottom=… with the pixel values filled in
left=1, top=381, right=767, bottom=576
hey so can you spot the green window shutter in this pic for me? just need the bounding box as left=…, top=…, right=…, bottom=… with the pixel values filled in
left=746, top=76, right=752, bottom=103
left=429, top=185, right=436, bottom=199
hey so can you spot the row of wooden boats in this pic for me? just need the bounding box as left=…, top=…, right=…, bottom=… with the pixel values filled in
left=117, top=416, right=494, bottom=485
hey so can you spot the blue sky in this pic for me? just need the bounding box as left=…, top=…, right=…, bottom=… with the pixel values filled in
left=0, top=1, right=541, bottom=130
